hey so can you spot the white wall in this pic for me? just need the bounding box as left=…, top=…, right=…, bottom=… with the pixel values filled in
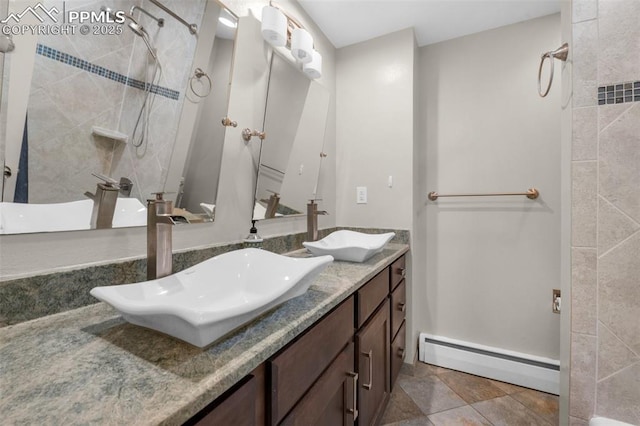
left=0, top=1, right=337, bottom=279
left=335, top=28, right=415, bottom=230
left=418, top=14, right=562, bottom=359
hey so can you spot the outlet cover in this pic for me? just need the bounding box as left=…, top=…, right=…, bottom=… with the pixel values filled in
left=356, top=187, right=367, bottom=204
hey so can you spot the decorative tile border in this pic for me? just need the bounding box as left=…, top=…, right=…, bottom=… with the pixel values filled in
left=36, top=44, right=180, bottom=100
left=597, top=81, right=640, bottom=105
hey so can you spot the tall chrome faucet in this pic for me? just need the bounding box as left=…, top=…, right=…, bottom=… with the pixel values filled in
left=307, top=199, right=328, bottom=242
left=85, top=174, right=120, bottom=229
left=147, top=193, right=177, bottom=280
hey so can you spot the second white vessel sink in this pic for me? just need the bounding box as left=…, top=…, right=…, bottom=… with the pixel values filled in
left=90, top=248, right=333, bottom=347
left=303, top=230, right=395, bottom=262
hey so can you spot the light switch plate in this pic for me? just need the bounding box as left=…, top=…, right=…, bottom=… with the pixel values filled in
left=356, top=187, right=367, bottom=204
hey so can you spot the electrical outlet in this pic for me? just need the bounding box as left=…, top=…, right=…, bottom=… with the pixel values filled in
left=552, top=289, right=561, bottom=314
left=356, top=187, right=367, bottom=204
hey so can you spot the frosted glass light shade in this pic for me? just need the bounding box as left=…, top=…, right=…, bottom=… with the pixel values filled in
left=291, top=28, right=313, bottom=64
left=261, top=6, right=287, bottom=47
left=303, top=50, right=322, bottom=79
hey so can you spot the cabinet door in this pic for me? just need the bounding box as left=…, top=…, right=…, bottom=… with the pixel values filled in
left=356, top=299, right=390, bottom=426
left=391, top=321, right=406, bottom=388
left=280, top=342, right=358, bottom=426
left=187, top=375, right=257, bottom=426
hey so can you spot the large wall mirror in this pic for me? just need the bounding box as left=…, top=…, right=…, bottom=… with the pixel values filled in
left=253, top=51, right=330, bottom=220
left=0, top=0, right=237, bottom=234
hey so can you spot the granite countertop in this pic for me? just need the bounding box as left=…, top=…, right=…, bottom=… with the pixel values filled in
left=0, top=244, right=408, bottom=425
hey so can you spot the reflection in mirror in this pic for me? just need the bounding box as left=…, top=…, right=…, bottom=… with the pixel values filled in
left=166, top=1, right=237, bottom=223
left=253, top=52, right=330, bottom=220
left=0, top=0, right=236, bottom=234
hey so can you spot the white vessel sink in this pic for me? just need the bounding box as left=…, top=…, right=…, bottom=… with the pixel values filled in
left=0, top=198, right=146, bottom=234
left=303, top=230, right=395, bottom=262
left=90, top=248, right=333, bottom=347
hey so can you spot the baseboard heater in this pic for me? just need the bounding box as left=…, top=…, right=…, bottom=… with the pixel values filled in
left=419, top=333, right=559, bottom=395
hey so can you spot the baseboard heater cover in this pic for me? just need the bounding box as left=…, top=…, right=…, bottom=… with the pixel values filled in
left=419, top=333, right=559, bottom=395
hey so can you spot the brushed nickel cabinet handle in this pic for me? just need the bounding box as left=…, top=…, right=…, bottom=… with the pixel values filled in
left=398, top=348, right=405, bottom=358
left=362, top=350, right=373, bottom=390
left=398, top=302, right=406, bottom=313
left=398, top=267, right=406, bottom=278
left=346, top=371, right=358, bottom=420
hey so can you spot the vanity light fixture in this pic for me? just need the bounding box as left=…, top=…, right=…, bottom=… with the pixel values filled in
left=260, top=3, right=322, bottom=79
left=218, top=9, right=237, bottom=29
left=291, top=28, right=313, bottom=63
left=303, top=49, right=322, bottom=79
left=261, top=5, right=287, bottom=47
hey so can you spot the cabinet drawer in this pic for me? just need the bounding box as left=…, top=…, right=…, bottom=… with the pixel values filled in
left=390, top=256, right=406, bottom=291
left=356, top=268, right=389, bottom=328
left=391, top=321, right=406, bottom=388
left=390, top=280, right=406, bottom=339
left=280, top=342, right=356, bottom=426
left=269, top=297, right=355, bottom=424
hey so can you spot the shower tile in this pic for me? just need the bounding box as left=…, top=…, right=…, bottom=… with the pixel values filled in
left=596, top=363, right=640, bottom=425
left=598, top=102, right=634, bottom=131
left=599, top=104, right=640, bottom=223
left=571, top=161, right=597, bottom=247
left=572, top=20, right=598, bottom=107
left=572, top=107, right=597, bottom=160
left=598, top=233, right=640, bottom=354
left=398, top=374, right=466, bottom=416
left=597, top=322, right=640, bottom=380
left=571, top=248, right=597, bottom=335
left=471, top=395, right=548, bottom=426
left=510, top=389, right=560, bottom=425
left=598, top=0, right=640, bottom=84
left=438, top=370, right=505, bottom=404
left=597, top=196, right=640, bottom=255
left=427, top=405, right=491, bottom=426
left=46, top=71, right=110, bottom=127
left=26, top=90, right=75, bottom=145
left=569, top=333, right=596, bottom=419
left=573, top=0, right=598, bottom=23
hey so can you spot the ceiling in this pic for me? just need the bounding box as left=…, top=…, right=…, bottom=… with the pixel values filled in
left=297, top=0, right=562, bottom=48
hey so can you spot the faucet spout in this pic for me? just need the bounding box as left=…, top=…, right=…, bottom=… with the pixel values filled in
left=86, top=174, right=120, bottom=229
left=307, top=200, right=328, bottom=242
left=147, top=193, right=175, bottom=280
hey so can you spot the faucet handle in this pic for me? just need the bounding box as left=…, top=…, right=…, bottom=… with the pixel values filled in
left=92, top=173, right=119, bottom=188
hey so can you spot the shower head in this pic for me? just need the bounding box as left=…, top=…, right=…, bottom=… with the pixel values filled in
left=100, top=6, right=158, bottom=60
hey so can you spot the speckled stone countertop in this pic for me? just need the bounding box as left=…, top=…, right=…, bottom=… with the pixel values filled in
left=0, top=243, right=408, bottom=425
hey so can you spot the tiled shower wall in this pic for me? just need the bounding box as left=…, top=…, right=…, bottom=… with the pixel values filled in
left=26, top=0, right=204, bottom=203
left=570, top=0, right=640, bottom=424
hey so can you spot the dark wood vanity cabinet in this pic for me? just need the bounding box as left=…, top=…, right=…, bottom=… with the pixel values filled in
left=390, top=256, right=407, bottom=388
left=356, top=299, right=390, bottom=426
left=185, top=254, right=408, bottom=426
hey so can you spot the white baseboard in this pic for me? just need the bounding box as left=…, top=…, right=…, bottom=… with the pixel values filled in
left=419, top=333, right=559, bottom=395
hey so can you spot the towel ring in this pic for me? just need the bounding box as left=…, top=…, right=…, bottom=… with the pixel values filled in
left=538, top=43, right=568, bottom=98
left=189, top=68, right=212, bottom=98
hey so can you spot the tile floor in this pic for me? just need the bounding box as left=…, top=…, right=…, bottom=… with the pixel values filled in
left=381, top=362, right=559, bottom=426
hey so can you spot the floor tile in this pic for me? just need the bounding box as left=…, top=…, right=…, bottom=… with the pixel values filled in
left=398, top=374, right=467, bottom=415
left=380, top=386, right=425, bottom=425
left=488, top=379, right=528, bottom=394
left=472, top=395, right=550, bottom=426
left=385, top=417, right=435, bottom=426
left=412, top=362, right=452, bottom=377
left=439, top=370, right=506, bottom=403
left=428, top=405, right=492, bottom=426
left=511, top=389, right=560, bottom=425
